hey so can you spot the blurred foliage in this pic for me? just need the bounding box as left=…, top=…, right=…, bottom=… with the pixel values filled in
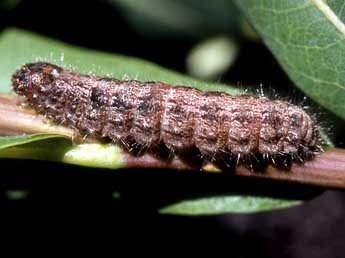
left=105, top=0, right=261, bottom=83
left=0, top=0, right=21, bottom=10
left=186, top=36, right=238, bottom=80
left=106, top=0, right=242, bottom=38
left=5, top=189, right=29, bottom=200
left=160, top=195, right=301, bottom=215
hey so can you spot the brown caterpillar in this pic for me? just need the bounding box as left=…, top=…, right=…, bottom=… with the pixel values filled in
left=12, top=62, right=322, bottom=169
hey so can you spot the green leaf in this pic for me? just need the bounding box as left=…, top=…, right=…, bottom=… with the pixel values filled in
left=160, top=195, right=301, bottom=215
left=236, top=0, right=345, bottom=119
left=108, top=0, right=241, bottom=38
left=0, top=134, right=65, bottom=149
left=5, top=189, right=29, bottom=200
left=0, top=28, right=239, bottom=95
left=0, top=136, right=124, bottom=169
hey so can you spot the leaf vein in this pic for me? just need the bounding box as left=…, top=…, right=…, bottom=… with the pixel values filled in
left=311, top=0, right=345, bottom=36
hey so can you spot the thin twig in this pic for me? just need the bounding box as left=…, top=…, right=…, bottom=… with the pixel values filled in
left=121, top=148, right=345, bottom=189
left=0, top=94, right=75, bottom=137
left=1, top=94, right=345, bottom=189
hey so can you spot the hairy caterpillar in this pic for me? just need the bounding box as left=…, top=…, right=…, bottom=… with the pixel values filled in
left=12, top=62, right=322, bottom=169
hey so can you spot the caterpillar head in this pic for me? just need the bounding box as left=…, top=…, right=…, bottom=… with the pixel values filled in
left=12, top=62, right=62, bottom=98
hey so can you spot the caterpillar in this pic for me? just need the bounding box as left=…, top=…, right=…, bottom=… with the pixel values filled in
left=11, top=62, right=322, bottom=169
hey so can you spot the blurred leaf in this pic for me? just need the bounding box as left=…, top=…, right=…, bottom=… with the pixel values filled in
left=0, top=134, right=65, bottom=149
left=236, top=0, right=345, bottom=119
left=112, top=192, right=121, bottom=199
left=186, top=36, right=239, bottom=80
left=0, top=0, right=21, bottom=10
left=108, top=0, right=241, bottom=38
left=5, top=189, right=29, bottom=200
left=0, top=137, right=124, bottom=169
left=160, top=195, right=301, bottom=215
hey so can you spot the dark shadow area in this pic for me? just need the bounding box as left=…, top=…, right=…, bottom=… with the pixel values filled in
left=0, top=158, right=344, bottom=258
left=0, top=159, right=323, bottom=210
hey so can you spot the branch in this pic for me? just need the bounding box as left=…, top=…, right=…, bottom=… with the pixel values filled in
left=1, top=94, right=345, bottom=190
left=0, top=94, right=75, bottom=137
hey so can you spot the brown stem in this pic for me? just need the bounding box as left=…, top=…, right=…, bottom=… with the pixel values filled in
left=0, top=94, right=97, bottom=143
left=1, top=94, right=345, bottom=189
left=121, top=148, right=345, bottom=189
left=0, top=94, right=75, bottom=137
